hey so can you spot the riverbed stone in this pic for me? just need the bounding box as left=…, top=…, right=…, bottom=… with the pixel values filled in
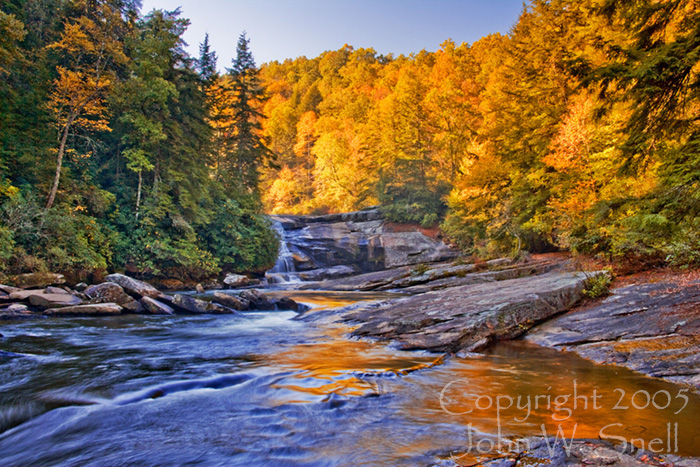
left=28, top=293, right=83, bottom=309
left=239, top=289, right=276, bottom=311
left=274, top=296, right=303, bottom=312
left=0, top=285, right=21, bottom=294
left=139, top=296, right=174, bottom=315
left=172, top=294, right=236, bottom=314
left=346, top=271, right=602, bottom=353
left=526, top=278, right=700, bottom=388
left=223, top=273, right=249, bottom=287
left=212, top=292, right=249, bottom=311
left=84, top=282, right=142, bottom=312
left=11, top=272, right=65, bottom=289
left=4, top=303, right=29, bottom=313
left=45, top=286, right=70, bottom=295
left=105, top=273, right=160, bottom=298
left=44, top=303, right=123, bottom=316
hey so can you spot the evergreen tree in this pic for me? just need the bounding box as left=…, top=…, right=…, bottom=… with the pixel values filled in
left=226, top=32, right=272, bottom=194
left=197, top=32, right=218, bottom=84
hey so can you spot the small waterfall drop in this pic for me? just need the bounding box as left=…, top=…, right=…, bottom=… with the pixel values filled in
left=266, top=220, right=300, bottom=284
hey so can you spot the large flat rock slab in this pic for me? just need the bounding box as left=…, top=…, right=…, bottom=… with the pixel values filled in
left=526, top=279, right=700, bottom=389
left=346, top=271, right=598, bottom=353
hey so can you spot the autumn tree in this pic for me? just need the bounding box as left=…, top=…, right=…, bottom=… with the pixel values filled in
left=45, top=0, right=127, bottom=209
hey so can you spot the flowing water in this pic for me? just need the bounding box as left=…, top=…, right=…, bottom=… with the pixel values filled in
left=1, top=290, right=699, bottom=466
left=266, top=222, right=300, bottom=284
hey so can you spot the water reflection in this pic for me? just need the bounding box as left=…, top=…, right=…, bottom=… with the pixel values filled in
left=0, top=291, right=698, bottom=466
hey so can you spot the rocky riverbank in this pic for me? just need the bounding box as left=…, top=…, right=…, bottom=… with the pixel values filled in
left=526, top=271, right=700, bottom=389
left=0, top=272, right=303, bottom=319
left=434, top=437, right=700, bottom=467
left=309, top=254, right=699, bottom=394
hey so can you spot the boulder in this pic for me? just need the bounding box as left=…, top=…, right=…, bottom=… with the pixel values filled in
left=274, top=296, right=304, bottom=312
left=84, top=282, right=142, bottom=312
left=4, top=303, right=29, bottom=313
left=73, top=283, right=89, bottom=292
left=223, top=273, right=249, bottom=288
left=239, top=289, right=275, bottom=311
left=8, top=290, right=45, bottom=301
left=28, top=293, right=83, bottom=309
left=11, top=272, right=65, bottom=289
left=45, top=286, right=70, bottom=294
left=44, top=303, right=123, bottom=316
left=140, top=296, right=174, bottom=315
left=201, top=279, right=222, bottom=290
left=0, top=285, right=21, bottom=294
left=104, top=273, right=160, bottom=298
left=172, top=294, right=236, bottom=314
left=212, top=292, right=249, bottom=311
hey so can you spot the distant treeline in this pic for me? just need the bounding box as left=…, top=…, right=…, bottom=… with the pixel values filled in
left=258, top=0, right=700, bottom=266
left=0, top=0, right=278, bottom=282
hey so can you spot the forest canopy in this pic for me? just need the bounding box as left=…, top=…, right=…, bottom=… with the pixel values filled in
left=258, top=0, right=700, bottom=266
left=1, top=0, right=699, bottom=283
left=0, top=0, right=278, bottom=283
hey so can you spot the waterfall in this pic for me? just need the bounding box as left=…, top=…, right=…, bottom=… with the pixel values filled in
left=266, top=221, right=300, bottom=284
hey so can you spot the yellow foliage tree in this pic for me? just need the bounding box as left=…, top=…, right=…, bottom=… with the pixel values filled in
left=45, top=0, right=127, bottom=209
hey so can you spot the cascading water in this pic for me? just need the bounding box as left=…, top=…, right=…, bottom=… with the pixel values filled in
left=266, top=220, right=301, bottom=284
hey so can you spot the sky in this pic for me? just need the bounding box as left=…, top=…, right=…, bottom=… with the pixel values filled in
left=139, top=0, right=525, bottom=69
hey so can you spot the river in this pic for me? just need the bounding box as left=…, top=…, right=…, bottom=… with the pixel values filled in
left=1, top=290, right=699, bottom=466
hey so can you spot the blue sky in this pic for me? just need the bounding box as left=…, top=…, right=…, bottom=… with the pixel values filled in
left=140, top=0, right=524, bottom=68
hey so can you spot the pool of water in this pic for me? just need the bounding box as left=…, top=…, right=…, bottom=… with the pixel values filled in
left=1, top=291, right=698, bottom=466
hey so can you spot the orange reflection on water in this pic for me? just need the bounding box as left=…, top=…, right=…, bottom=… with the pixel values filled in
left=405, top=341, right=700, bottom=456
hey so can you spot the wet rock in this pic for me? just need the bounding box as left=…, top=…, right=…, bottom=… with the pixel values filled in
left=296, top=265, right=356, bottom=281
left=212, top=292, right=249, bottom=311
left=140, top=296, right=174, bottom=315
left=239, top=289, right=276, bottom=311
left=223, top=273, right=249, bottom=288
left=11, top=272, right=65, bottom=289
left=0, top=285, right=21, bottom=294
left=44, top=303, right=123, bottom=316
left=435, top=437, right=696, bottom=467
left=273, top=296, right=306, bottom=312
left=270, top=210, right=458, bottom=274
left=201, top=279, right=222, bottom=290
left=347, top=271, right=602, bottom=353
left=8, top=290, right=45, bottom=301
left=4, top=303, right=28, bottom=313
left=0, top=303, right=34, bottom=320
left=172, top=294, right=236, bottom=314
left=73, top=283, right=88, bottom=292
left=105, top=273, right=160, bottom=298
left=84, top=282, right=142, bottom=312
left=527, top=278, right=700, bottom=388
left=28, top=293, right=83, bottom=309
left=300, top=265, right=413, bottom=292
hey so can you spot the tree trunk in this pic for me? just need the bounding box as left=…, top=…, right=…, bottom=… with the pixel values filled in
left=135, top=169, right=142, bottom=220
left=46, top=119, right=73, bottom=210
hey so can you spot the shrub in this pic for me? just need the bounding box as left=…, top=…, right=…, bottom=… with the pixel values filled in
left=582, top=271, right=612, bottom=299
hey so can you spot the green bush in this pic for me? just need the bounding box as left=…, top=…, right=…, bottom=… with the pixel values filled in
left=201, top=199, right=279, bottom=274
left=582, top=272, right=612, bottom=299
